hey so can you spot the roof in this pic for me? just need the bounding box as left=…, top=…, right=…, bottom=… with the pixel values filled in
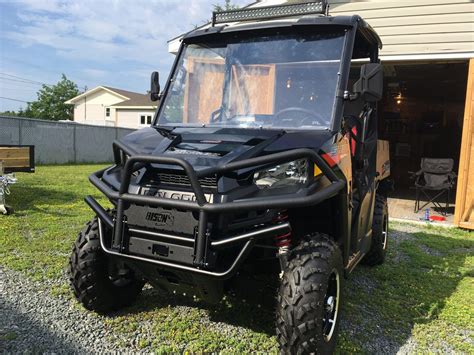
left=177, top=0, right=474, bottom=61
left=183, top=15, right=382, bottom=50
left=168, top=1, right=382, bottom=54
left=104, top=86, right=157, bottom=107
left=65, top=85, right=157, bottom=107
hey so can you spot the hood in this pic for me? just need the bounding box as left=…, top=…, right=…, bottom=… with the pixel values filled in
left=119, top=126, right=334, bottom=171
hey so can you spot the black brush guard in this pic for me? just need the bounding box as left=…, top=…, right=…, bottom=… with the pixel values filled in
left=86, top=140, right=345, bottom=280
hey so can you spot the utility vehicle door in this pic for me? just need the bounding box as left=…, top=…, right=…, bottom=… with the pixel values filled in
left=345, top=64, right=379, bottom=257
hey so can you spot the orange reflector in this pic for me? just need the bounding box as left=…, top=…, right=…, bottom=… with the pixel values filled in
left=314, top=164, right=322, bottom=177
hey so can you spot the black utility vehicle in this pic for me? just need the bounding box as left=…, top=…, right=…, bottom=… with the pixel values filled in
left=69, top=2, right=391, bottom=352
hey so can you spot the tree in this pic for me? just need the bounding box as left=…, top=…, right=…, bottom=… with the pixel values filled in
left=18, top=106, right=34, bottom=118
left=0, top=110, right=19, bottom=117
left=194, top=1, right=240, bottom=27
left=28, top=74, right=80, bottom=121
left=213, top=0, right=239, bottom=12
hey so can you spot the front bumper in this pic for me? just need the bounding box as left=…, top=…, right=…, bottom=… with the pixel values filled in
left=87, top=140, right=345, bottom=280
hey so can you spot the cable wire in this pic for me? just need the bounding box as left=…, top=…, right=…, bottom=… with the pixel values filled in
left=0, top=96, right=31, bottom=103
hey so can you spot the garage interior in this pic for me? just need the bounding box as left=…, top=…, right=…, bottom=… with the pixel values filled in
left=378, top=61, right=469, bottom=223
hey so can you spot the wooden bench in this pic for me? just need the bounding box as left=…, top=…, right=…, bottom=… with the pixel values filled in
left=0, top=145, right=35, bottom=174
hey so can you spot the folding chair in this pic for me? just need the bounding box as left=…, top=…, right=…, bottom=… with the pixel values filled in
left=411, top=158, right=456, bottom=215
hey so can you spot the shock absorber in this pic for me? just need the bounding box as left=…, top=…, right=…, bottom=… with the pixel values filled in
left=275, top=232, right=292, bottom=248
left=274, top=211, right=292, bottom=270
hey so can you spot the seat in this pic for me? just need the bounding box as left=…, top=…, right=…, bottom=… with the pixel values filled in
left=411, top=158, right=456, bottom=215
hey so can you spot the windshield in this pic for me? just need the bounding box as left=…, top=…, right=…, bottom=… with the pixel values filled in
left=157, top=31, right=345, bottom=130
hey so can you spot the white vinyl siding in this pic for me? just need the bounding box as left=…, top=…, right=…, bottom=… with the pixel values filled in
left=115, top=109, right=155, bottom=129
left=169, top=1, right=474, bottom=58
left=328, top=0, right=474, bottom=59
left=72, top=90, right=123, bottom=125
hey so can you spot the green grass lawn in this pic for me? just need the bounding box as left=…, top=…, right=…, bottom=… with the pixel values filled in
left=0, top=165, right=473, bottom=352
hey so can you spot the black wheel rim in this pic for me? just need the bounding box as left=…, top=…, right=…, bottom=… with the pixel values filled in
left=322, top=269, right=340, bottom=342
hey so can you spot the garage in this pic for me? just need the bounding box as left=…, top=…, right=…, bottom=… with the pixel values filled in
left=379, top=61, right=468, bottom=223
left=327, top=0, right=474, bottom=228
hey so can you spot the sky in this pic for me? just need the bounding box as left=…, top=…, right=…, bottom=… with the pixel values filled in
left=0, top=0, right=250, bottom=112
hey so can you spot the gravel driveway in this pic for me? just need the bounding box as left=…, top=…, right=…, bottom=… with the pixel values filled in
left=0, top=256, right=415, bottom=354
left=0, top=254, right=411, bottom=354
left=1, top=223, right=471, bottom=353
left=0, top=267, right=260, bottom=353
left=0, top=267, right=125, bottom=353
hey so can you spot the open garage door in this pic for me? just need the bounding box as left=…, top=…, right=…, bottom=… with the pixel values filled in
left=455, top=59, right=474, bottom=230
left=378, top=61, right=468, bottom=224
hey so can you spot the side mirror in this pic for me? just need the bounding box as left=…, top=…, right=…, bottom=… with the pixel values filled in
left=353, top=63, right=383, bottom=102
left=150, top=71, right=160, bottom=101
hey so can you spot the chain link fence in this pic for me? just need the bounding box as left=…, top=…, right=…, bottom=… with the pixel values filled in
left=0, top=116, right=135, bottom=164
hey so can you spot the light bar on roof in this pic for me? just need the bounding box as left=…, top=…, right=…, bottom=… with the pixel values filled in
left=212, top=1, right=328, bottom=26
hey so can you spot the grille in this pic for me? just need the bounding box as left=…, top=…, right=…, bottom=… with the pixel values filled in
left=157, top=172, right=218, bottom=188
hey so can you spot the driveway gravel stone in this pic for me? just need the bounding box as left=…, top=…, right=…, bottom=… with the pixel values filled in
left=1, top=222, right=468, bottom=353
left=0, top=266, right=125, bottom=353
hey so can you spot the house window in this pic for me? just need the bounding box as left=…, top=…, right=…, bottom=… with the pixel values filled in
left=105, top=108, right=110, bottom=117
left=140, top=114, right=152, bottom=125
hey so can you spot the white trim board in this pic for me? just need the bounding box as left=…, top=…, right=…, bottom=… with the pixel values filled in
left=65, top=86, right=129, bottom=104
left=113, top=106, right=157, bottom=109
left=381, top=52, right=474, bottom=61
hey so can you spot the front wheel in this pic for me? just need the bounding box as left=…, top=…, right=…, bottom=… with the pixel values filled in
left=69, top=217, right=144, bottom=313
left=276, top=234, right=343, bottom=354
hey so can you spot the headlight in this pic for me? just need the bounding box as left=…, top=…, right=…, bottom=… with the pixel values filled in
left=253, top=159, right=309, bottom=189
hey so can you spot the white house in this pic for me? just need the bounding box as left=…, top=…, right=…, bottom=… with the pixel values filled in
left=65, top=86, right=158, bottom=129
